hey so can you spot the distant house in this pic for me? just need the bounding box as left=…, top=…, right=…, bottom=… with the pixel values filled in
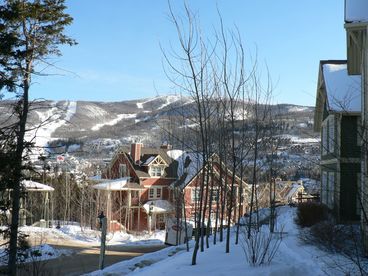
left=169, top=151, right=250, bottom=226
left=314, top=60, right=361, bottom=222
left=98, top=143, right=249, bottom=232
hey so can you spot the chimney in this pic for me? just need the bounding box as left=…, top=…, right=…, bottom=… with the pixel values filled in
left=131, top=143, right=142, bottom=164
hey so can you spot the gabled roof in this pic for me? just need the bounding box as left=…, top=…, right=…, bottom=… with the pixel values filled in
left=116, top=146, right=178, bottom=178
left=314, top=60, right=361, bottom=131
left=167, top=150, right=249, bottom=190
left=167, top=150, right=203, bottom=189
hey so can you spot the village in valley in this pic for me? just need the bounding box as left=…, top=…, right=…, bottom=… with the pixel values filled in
left=0, top=0, right=368, bottom=275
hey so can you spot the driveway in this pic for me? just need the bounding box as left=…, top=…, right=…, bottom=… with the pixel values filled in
left=17, top=241, right=167, bottom=276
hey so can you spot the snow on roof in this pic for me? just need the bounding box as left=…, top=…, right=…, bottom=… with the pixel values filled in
left=345, top=0, right=368, bottom=23
left=143, top=156, right=156, bottom=166
left=22, top=180, right=54, bottom=192
left=143, top=200, right=174, bottom=214
left=92, top=177, right=143, bottom=191
left=285, top=183, right=302, bottom=199
left=167, top=150, right=203, bottom=189
left=322, top=63, right=361, bottom=112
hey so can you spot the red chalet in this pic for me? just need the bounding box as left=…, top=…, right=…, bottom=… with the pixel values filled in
left=97, top=143, right=249, bottom=232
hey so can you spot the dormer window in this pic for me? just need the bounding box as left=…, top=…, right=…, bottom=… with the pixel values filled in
left=143, top=155, right=168, bottom=177
left=150, top=166, right=163, bottom=177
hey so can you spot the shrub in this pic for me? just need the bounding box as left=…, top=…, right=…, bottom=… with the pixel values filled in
left=295, top=202, right=329, bottom=227
left=240, top=226, right=282, bottom=266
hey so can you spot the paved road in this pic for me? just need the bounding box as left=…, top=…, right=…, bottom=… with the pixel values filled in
left=17, top=242, right=167, bottom=276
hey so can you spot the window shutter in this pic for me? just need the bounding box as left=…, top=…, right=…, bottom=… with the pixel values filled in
left=329, top=116, right=335, bottom=153
left=322, top=124, right=327, bottom=155
left=328, top=172, right=334, bottom=208
left=322, top=171, right=328, bottom=204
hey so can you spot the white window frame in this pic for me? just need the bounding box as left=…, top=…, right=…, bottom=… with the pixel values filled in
left=150, top=166, right=163, bottom=177
left=148, top=187, right=163, bottom=199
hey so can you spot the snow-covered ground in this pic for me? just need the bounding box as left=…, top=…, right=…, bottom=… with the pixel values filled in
left=0, top=244, right=72, bottom=266
left=89, top=206, right=364, bottom=276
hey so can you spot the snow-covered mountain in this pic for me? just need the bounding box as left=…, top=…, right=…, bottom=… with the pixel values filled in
left=0, top=95, right=317, bottom=160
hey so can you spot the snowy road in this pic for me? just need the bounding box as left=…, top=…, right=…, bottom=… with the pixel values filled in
left=17, top=242, right=167, bottom=276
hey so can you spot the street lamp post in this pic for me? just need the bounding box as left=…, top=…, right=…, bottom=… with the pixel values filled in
left=148, top=202, right=154, bottom=234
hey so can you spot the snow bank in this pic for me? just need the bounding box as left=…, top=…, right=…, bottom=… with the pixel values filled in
left=91, top=206, right=362, bottom=276
left=0, top=244, right=72, bottom=265
left=20, top=225, right=165, bottom=247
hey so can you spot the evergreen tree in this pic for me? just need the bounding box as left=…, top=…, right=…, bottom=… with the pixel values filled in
left=0, top=1, right=76, bottom=274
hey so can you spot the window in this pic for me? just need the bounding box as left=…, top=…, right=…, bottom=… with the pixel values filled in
left=119, top=164, right=128, bottom=178
left=149, top=188, right=154, bottom=199
left=211, top=188, right=219, bottom=202
left=322, top=115, right=335, bottom=155
left=150, top=166, right=163, bottom=177
left=148, top=187, right=162, bottom=199
left=191, top=188, right=201, bottom=202
left=156, top=187, right=161, bottom=198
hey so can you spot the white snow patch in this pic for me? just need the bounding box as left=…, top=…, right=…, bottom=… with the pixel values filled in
left=25, top=101, right=77, bottom=160
left=0, top=243, right=72, bottom=265
left=157, top=95, right=181, bottom=110
left=167, top=150, right=203, bottom=189
left=280, top=134, right=320, bottom=144
left=135, top=116, right=150, bottom=124
left=288, top=106, right=309, bottom=112
left=91, top=113, right=136, bottom=131
left=20, top=224, right=165, bottom=247
left=323, top=63, right=361, bottom=112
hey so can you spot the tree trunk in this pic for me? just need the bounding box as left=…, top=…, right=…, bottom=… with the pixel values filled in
left=8, top=71, right=30, bottom=275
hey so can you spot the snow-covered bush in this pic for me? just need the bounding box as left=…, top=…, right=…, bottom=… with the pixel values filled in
left=240, top=226, right=282, bottom=266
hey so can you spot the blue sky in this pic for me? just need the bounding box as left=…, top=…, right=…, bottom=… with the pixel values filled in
left=30, top=0, right=346, bottom=106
